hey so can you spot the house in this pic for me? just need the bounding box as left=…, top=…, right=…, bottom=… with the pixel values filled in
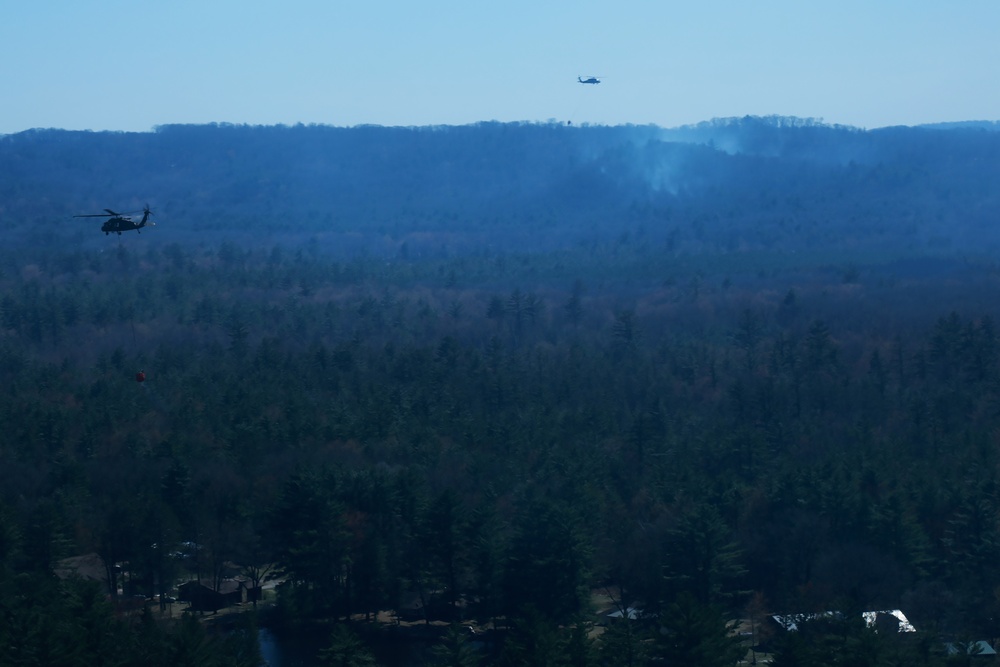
left=770, top=611, right=840, bottom=632
left=177, top=579, right=247, bottom=613
left=944, top=641, right=996, bottom=658
left=55, top=553, right=131, bottom=602
left=770, top=609, right=916, bottom=634
left=861, top=610, right=916, bottom=633
left=55, top=553, right=111, bottom=585
left=606, top=607, right=647, bottom=620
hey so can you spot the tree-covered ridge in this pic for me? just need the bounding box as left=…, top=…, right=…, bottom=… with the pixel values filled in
left=3, top=119, right=1000, bottom=257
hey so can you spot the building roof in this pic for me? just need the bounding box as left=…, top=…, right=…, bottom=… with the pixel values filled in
left=771, top=611, right=839, bottom=632
left=54, top=553, right=109, bottom=583
left=178, top=578, right=245, bottom=595
left=861, top=610, right=916, bottom=633
left=945, top=641, right=996, bottom=656
left=771, top=609, right=916, bottom=633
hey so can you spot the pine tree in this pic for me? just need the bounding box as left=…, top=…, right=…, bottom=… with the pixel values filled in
left=653, top=592, right=743, bottom=667
left=429, top=623, right=481, bottom=667
left=320, top=624, right=377, bottom=667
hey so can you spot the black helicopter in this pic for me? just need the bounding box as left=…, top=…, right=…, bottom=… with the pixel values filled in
left=74, top=205, right=155, bottom=235
left=577, top=76, right=602, bottom=84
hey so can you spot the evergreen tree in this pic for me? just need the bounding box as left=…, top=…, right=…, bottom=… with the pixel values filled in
left=320, top=624, right=378, bottom=667
left=503, top=497, right=592, bottom=624
left=598, top=617, right=647, bottom=667
left=270, top=472, right=351, bottom=618
left=498, top=606, right=567, bottom=667
left=652, top=592, right=743, bottom=667
left=429, top=623, right=481, bottom=667
left=168, top=612, right=219, bottom=666
left=663, top=503, right=746, bottom=606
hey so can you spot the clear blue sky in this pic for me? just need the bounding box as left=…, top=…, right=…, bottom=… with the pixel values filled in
left=3, top=0, right=998, bottom=134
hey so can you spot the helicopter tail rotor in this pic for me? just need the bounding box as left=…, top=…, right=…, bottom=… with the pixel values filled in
left=139, top=204, right=155, bottom=226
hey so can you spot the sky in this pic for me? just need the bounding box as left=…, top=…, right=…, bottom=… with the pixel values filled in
left=2, top=0, right=999, bottom=134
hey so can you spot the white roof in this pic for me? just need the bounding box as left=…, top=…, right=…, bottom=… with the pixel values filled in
left=862, top=610, right=916, bottom=633
left=607, top=607, right=643, bottom=620
left=772, top=609, right=916, bottom=633
left=771, top=611, right=839, bottom=632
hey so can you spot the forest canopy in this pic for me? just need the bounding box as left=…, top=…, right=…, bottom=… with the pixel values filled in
left=1, top=118, right=1000, bottom=665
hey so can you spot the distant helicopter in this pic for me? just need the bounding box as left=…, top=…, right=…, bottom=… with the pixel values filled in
left=577, top=76, right=602, bottom=84
left=74, top=205, right=155, bottom=235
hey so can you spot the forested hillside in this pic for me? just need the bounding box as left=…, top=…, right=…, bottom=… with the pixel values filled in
left=1, top=119, right=1000, bottom=665
left=4, top=118, right=1000, bottom=257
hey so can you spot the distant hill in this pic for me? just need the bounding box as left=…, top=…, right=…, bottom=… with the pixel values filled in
left=918, top=120, right=1000, bottom=131
left=2, top=118, right=999, bottom=259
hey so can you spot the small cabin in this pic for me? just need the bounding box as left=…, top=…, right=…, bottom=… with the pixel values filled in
left=177, top=579, right=246, bottom=613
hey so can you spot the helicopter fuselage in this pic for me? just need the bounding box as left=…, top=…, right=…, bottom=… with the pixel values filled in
left=75, top=206, right=154, bottom=235
left=101, top=211, right=152, bottom=235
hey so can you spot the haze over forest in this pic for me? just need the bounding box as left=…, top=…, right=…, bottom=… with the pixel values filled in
left=6, top=117, right=1000, bottom=258
left=3, top=117, right=1000, bottom=665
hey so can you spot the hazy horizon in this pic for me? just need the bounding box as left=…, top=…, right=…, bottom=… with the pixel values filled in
left=4, top=1, right=999, bottom=135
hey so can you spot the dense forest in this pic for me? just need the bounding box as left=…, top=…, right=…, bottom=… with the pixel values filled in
left=2, top=118, right=1000, bottom=665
